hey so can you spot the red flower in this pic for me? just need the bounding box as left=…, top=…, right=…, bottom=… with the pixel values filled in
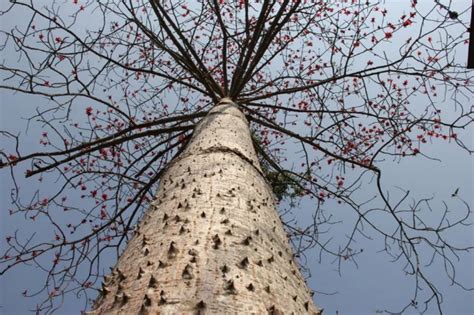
left=86, top=106, right=93, bottom=116
left=100, top=209, right=107, bottom=220
left=8, top=154, right=18, bottom=161
left=403, top=19, right=412, bottom=27
left=385, top=32, right=393, bottom=39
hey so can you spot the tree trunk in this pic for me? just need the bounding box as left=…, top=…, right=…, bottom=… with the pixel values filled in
left=90, top=98, right=321, bottom=314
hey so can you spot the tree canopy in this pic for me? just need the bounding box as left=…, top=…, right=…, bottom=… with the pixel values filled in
left=0, top=0, right=472, bottom=313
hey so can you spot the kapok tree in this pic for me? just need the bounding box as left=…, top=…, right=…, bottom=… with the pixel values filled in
left=0, top=0, right=472, bottom=314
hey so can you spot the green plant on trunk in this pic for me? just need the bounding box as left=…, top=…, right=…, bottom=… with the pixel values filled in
left=251, top=130, right=306, bottom=201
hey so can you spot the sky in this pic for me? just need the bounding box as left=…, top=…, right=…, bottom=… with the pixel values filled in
left=1, top=1, right=473, bottom=314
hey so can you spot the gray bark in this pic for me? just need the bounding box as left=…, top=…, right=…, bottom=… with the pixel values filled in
left=90, top=98, right=321, bottom=314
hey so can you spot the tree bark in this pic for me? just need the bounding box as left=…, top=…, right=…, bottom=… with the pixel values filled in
left=90, top=98, right=321, bottom=314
